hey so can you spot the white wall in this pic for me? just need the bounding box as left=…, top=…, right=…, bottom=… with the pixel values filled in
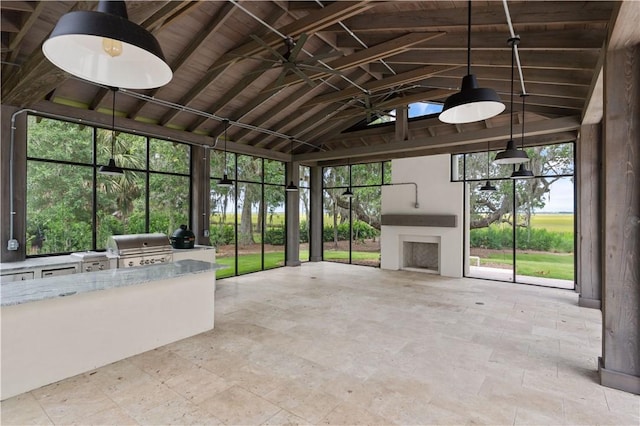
left=381, top=154, right=464, bottom=277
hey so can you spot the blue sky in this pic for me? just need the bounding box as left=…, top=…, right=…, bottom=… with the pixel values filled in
left=538, top=178, right=574, bottom=213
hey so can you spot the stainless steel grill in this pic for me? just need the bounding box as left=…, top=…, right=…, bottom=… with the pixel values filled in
left=70, top=251, right=110, bottom=272
left=106, top=233, right=173, bottom=268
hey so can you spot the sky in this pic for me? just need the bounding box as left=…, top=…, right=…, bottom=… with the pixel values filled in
left=537, top=178, right=574, bottom=213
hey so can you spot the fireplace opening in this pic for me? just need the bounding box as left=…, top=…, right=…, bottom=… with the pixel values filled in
left=403, top=241, right=439, bottom=273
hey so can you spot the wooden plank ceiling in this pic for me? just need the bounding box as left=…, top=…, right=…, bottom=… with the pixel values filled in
left=0, top=1, right=618, bottom=165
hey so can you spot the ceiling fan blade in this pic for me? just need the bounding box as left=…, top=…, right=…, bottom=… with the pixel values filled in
left=302, top=50, right=342, bottom=63
left=291, top=67, right=317, bottom=88
left=229, top=52, right=280, bottom=64
left=289, top=33, right=308, bottom=61
left=250, top=34, right=287, bottom=62
left=297, top=64, right=344, bottom=75
left=275, top=68, right=287, bottom=89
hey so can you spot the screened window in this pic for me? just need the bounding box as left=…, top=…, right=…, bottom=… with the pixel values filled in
left=26, top=115, right=191, bottom=255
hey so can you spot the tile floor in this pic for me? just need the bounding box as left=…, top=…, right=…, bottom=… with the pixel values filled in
left=2, top=262, right=639, bottom=425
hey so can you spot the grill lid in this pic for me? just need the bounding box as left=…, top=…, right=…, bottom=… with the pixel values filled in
left=107, top=233, right=171, bottom=256
left=71, top=251, right=109, bottom=261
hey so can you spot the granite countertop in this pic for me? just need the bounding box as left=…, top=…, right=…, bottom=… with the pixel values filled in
left=0, top=255, right=81, bottom=273
left=1, top=260, right=226, bottom=307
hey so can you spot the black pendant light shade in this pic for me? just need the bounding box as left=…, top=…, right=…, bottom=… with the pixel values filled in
left=510, top=163, right=534, bottom=179
left=439, top=1, right=504, bottom=124
left=218, top=174, right=233, bottom=187
left=480, top=141, right=496, bottom=191
left=511, top=93, right=534, bottom=179
left=493, top=36, right=529, bottom=165
left=439, top=74, right=505, bottom=124
left=480, top=180, right=497, bottom=191
left=342, top=160, right=353, bottom=198
left=218, top=119, right=233, bottom=188
left=494, top=139, right=529, bottom=164
left=98, top=88, right=124, bottom=176
left=286, top=138, right=299, bottom=192
left=99, top=158, right=124, bottom=176
left=42, top=1, right=172, bottom=89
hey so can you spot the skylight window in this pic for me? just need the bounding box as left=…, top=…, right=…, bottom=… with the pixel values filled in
left=368, top=101, right=444, bottom=125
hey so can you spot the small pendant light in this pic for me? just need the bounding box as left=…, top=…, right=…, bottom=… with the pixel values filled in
left=98, top=88, right=124, bottom=176
left=511, top=93, right=534, bottom=179
left=342, top=160, right=354, bottom=198
left=285, top=138, right=299, bottom=192
left=439, top=0, right=504, bottom=124
left=43, top=1, right=172, bottom=89
left=217, top=119, right=233, bottom=187
left=480, top=141, right=497, bottom=191
left=494, top=37, right=529, bottom=165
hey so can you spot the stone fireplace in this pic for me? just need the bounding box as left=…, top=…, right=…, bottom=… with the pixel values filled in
left=402, top=240, right=440, bottom=273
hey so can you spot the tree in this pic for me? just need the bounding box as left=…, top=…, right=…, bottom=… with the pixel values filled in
left=468, top=143, right=574, bottom=230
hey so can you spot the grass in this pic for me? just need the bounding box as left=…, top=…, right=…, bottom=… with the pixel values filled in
left=529, top=213, right=573, bottom=233
left=322, top=250, right=380, bottom=261
left=482, top=252, right=574, bottom=280
left=215, top=249, right=379, bottom=279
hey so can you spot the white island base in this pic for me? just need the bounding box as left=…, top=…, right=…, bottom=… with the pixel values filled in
left=1, top=260, right=220, bottom=400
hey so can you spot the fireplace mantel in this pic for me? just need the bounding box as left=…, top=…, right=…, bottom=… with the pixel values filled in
left=381, top=214, right=457, bottom=228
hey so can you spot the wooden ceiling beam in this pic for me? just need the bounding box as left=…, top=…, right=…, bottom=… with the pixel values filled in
left=142, top=1, right=198, bottom=33
left=208, top=1, right=374, bottom=73
left=383, top=50, right=600, bottom=71
left=0, top=2, right=35, bottom=12
left=328, top=89, right=452, bottom=121
left=314, top=131, right=578, bottom=167
left=336, top=28, right=608, bottom=51
left=126, top=1, right=235, bottom=121
left=260, top=32, right=446, bottom=92
left=296, top=116, right=581, bottom=162
left=338, top=2, right=613, bottom=32
left=161, top=1, right=371, bottom=126
left=300, top=64, right=459, bottom=108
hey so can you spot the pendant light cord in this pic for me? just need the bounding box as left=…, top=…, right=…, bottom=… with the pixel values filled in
left=111, top=88, right=116, bottom=157
left=509, top=38, right=515, bottom=139
left=486, top=141, right=491, bottom=178
left=521, top=93, right=527, bottom=149
left=467, top=0, right=471, bottom=76
left=223, top=119, right=228, bottom=175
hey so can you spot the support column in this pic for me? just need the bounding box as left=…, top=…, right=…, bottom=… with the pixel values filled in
left=309, top=166, right=323, bottom=262
left=191, top=145, right=211, bottom=246
left=599, top=43, right=640, bottom=395
left=576, top=124, right=602, bottom=309
left=285, top=161, right=300, bottom=266
left=395, top=105, right=409, bottom=142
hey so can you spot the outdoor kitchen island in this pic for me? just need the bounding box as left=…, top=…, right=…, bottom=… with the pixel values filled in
left=1, top=259, right=225, bottom=400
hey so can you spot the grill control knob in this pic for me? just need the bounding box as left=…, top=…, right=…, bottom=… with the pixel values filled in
left=150, top=259, right=155, bottom=264
left=85, top=266, right=91, bottom=272
left=140, top=260, right=144, bottom=265
left=128, top=261, right=134, bottom=267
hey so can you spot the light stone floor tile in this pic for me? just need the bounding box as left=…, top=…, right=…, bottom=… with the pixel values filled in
left=2, top=262, right=639, bottom=425
left=199, top=385, right=281, bottom=425
left=261, top=409, right=311, bottom=426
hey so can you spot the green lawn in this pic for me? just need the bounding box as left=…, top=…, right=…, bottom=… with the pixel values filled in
left=482, top=252, right=574, bottom=280
left=323, top=250, right=380, bottom=261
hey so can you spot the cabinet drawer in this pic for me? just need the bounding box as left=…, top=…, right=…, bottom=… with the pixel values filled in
left=1, top=271, right=35, bottom=282
left=41, top=266, right=77, bottom=278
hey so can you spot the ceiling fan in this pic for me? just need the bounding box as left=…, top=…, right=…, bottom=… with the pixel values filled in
left=244, top=33, right=344, bottom=88
left=350, top=92, right=396, bottom=122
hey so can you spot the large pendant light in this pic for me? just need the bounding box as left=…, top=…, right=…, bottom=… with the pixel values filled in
left=493, top=37, right=529, bottom=165
left=511, top=93, right=535, bottom=179
left=285, top=138, right=299, bottom=192
left=217, top=119, right=233, bottom=187
left=439, top=1, right=504, bottom=124
left=98, top=88, right=124, bottom=176
left=480, top=141, right=497, bottom=191
left=42, top=1, right=172, bottom=89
